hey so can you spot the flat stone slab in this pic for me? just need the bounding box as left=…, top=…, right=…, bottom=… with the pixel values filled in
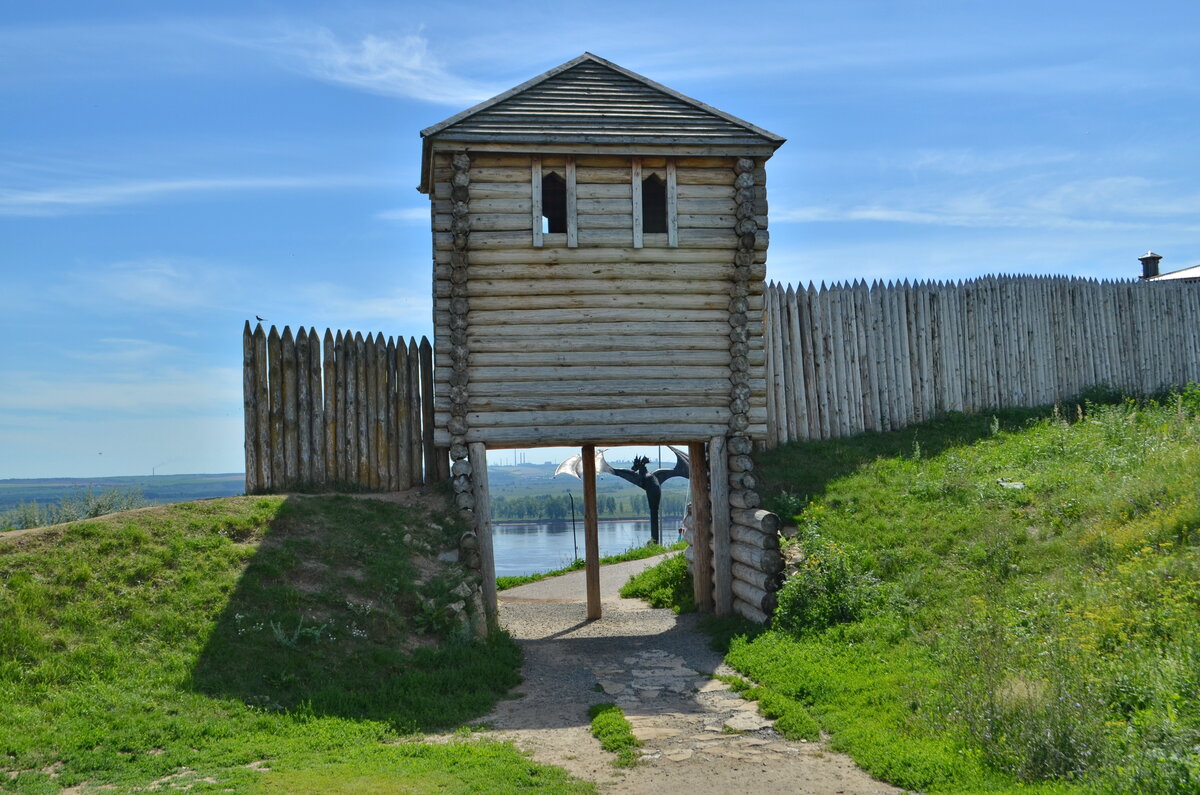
left=724, top=712, right=772, bottom=732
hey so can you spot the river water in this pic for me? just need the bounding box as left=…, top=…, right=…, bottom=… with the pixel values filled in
left=492, top=517, right=684, bottom=576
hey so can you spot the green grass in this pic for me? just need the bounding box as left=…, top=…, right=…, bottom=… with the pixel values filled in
left=618, top=551, right=696, bottom=612
left=0, top=495, right=589, bottom=793
left=726, top=389, right=1200, bottom=792
left=587, top=703, right=641, bottom=767
left=496, top=540, right=685, bottom=590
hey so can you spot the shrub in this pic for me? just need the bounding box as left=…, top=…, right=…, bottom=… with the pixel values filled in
left=774, top=529, right=893, bottom=635
left=619, top=552, right=695, bottom=613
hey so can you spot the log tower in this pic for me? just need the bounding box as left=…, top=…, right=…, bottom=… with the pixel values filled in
left=418, top=53, right=786, bottom=626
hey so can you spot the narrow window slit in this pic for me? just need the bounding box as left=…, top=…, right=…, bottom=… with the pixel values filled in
left=642, top=174, right=667, bottom=234
left=542, top=172, right=567, bottom=233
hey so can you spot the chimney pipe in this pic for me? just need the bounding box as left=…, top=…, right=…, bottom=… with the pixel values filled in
left=1139, top=251, right=1162, bottom=280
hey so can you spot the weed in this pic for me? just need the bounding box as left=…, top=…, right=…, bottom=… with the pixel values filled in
left=618, top=552, right=695, bottom=612
left=587, top=703, right=642, bottom=766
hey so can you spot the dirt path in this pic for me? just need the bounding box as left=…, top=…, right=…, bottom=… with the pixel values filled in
left=480, top=556, right=903, bottom=794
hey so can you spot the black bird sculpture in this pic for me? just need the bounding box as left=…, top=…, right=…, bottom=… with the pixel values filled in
left=555, top=447, right=690, bottom=544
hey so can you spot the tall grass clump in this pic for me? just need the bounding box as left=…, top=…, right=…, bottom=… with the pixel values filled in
left=731, top=387, right=1200, bottom=793
left=0, top=486, right=146, bottom=530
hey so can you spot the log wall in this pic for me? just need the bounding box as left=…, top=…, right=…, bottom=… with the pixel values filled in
left=430, top=151, right=771, bottom=447
left=242, top=323, right=440, bottom=493
left=762, top=276, right=1200, bottom=445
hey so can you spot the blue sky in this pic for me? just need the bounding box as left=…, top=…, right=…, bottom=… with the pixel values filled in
left=2, top=1, right=1198, bottom=478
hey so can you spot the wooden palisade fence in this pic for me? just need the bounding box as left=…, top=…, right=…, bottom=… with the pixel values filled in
left=242, top=322, right=449, bottom=493
left=763, top=276, right=1200, bottom=445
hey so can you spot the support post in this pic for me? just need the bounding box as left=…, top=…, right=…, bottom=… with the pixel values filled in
left=690, top=441, right=714, bottom=612
left=468, top=443, right=498, bottom=629
left=709, top=435, right=732, bottom=615
left=582, top=443, right=601, bottom=620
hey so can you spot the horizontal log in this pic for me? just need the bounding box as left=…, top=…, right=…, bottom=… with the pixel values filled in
left=435, top=228, right=767, bottom=251
left=730, top=508, right=781, bottom=535
left=729, top=455, right=755, bottom=473
left=729, top=471, right=758, bottom=490
left=675, top=184, right=735, bottom=199
left=730, top=522, right=779, bottom=550
left=576, top=214, right=634, bottom=229
left=730, top=541, right=782, bottom=572
left=455, top=364, right=732, bottom=383
left=433, top=393, right=728, bottom=412
left=469, top=349, right=730, bottom=367
left=731, top=578, right=778, bottom=613
left=730, top=489, right=762, bottom=509
left=732, top=597, right=769, bottom=624
left=464, top=293, right=729, bottom=311
left=465, top=307, right=729, bottom=325
left=435, top=212, right=531, bottom=232
left=440, top=334, right=730, bottom=353
left=576, top=183, right=632, bottom=199
left=573, top=166, right=630, bottom=183
left=460, top=378, right=738, bottom=397
left=676, top=166, right=736, bottom=185
left=447, top=423, right=733, bottom=446
left=448, top=181, right=531, bottom=200
left=435, top=276, right=734, bottom=297
left=444, top=247, right=768, bottom=265
left=435, top=261, right=767, bottom=283
left=443, top=320, right=764, bottom=338
left=467, top=153, right=533, bottom=167
left=458, top=406, right=730, bottom=428
left=731, top=561, right=784, bottom=592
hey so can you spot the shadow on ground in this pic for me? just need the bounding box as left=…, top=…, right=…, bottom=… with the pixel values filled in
left=189, top=494, right=520, bottom=732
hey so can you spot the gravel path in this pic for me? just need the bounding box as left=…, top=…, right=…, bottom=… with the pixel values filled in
left=480, top=555, right=903, bottom=794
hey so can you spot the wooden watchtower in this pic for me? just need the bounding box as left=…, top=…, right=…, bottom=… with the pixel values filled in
left=418, top=53, right=786, bottom=624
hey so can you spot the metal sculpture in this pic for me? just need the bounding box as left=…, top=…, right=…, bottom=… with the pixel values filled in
left=555, top=447, right=690, bottom=544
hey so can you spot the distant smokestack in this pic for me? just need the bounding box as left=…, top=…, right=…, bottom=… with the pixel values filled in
left=1139, top=251, right=1162, bottom=280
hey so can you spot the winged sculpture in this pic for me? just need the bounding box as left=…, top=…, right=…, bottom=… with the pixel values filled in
left=555, top=446, right=690, bottom=544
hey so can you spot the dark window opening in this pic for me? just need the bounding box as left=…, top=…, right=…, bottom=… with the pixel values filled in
left=542, top=172, right=566, bottom=233
left=642, top=174, right=667, bottom=233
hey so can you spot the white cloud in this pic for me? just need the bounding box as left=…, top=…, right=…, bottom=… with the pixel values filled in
left=245, top=28, right=499, bottom=106
left=0, top=367, right=240, bottom=415
left=0, top=175, right=377, bottom=216
left=59, top=258, right=243, bottom=314
left=375, top=207, right=429, bottom=223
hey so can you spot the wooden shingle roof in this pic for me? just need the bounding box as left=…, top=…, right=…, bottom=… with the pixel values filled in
left=418, top=53, right=785, bottom=192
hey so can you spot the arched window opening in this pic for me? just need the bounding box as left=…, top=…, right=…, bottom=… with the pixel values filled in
left=642, top=174, right=667, bottom=233
left=542, top=172, right=567, bottom=233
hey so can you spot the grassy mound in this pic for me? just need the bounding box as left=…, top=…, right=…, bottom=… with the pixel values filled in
left=728, top=391, right=1200, bottom=792
left=0, top=495, right=587, bottom=793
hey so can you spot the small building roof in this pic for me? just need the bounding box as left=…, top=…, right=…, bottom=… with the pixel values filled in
left=418, top=53, right=785, bottom=193
left=1148, top=263, right=1200, bottom=282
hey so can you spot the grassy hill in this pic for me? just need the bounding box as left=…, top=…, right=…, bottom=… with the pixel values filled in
left=0, top=495, right=589, bottom=793
left=633, top=390, right=1200, bottom=792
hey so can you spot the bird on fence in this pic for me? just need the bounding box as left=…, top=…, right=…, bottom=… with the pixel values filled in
left=255, top=315, right=267, bottom=322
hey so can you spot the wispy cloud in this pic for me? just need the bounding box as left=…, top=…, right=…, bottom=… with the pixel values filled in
left=375, top=207, right=428, bottom=223
left=0, top=367, right=240, bottom=415
left=240, top=28, right=499, bottom=106
left=775, top=173, right=1200, bottom=234
left=58, top=258, right=243, bottom=314
left=0, top=175, right=377, bottom=216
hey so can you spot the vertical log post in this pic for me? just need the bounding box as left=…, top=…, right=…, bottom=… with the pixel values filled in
left=253, top=324, right=269, bottom=491
left=710, top=434, right=732, bottom=615
left=267, top=327, right=283, bottom=488
left=242, top=321, right=258, bottom=494
left=690, top=441, right=714, bottom=612
left=582, top=443, right=601, bottom=620
left=420, top=337, right=438, bottom=482
left=468, top=442, right=497, bottom=629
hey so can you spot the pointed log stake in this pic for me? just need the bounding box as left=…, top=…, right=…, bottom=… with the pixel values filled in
left=420, top=337, right=437, bottom=482
left=253, top=325, right=269, bottom=491
left=689, top=441, right=714, bottom=612
left=582, top=443, right=601, bottom=620
left=242, top=321, right=258, bottom=494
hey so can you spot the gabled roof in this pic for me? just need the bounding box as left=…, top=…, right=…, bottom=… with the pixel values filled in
left=418, top=53, right=785, bottom=192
